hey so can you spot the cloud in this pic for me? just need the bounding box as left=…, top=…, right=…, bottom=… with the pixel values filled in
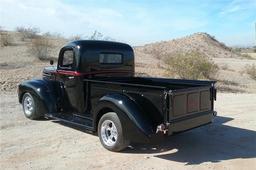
left=0, top=0, right=124, bottom=36
left=220, top=0, right=256, bottom=15
left=0, top=0, right=208, bottom=45
left=220, top=5, right=241, bottom=15
left=0, top=0, right=254, bottom=46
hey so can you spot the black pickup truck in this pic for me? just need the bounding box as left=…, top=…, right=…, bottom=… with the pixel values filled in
left=18, top=40, right=217, bottom=151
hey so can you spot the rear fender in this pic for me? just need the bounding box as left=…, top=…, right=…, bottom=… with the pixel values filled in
left=93, top=93, right=155, bottom=142
left=18, top=79, right=58, bottom=113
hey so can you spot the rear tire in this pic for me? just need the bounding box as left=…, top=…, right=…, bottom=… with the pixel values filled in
left=98, top=112, right=130, bottom=152
left=22, top=92, right=45, bottom=120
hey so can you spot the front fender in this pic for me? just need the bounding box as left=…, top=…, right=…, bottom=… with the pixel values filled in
left=18, top=79, right=58, bottom=113
left=93, top=93, right=156, bottom=142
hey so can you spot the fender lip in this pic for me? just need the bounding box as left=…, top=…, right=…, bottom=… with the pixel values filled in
left=93, top=93, right=155, bottom=142
left=100, top=94, right=153, bottom=135
left=17, top=79, right=57, bottom=113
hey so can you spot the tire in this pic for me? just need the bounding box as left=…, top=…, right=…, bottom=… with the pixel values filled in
left=98, top=112, right=130, bottom=152
left=22, top=92, right=46, bottom=120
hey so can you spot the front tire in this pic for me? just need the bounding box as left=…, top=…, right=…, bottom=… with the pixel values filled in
left=98, top=112, right=130, bottom=152
left=22, top=92, right=45, bottom=120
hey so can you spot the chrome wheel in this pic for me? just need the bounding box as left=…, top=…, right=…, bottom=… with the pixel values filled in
left=23, top=95, right=34, bottom=116
left=100, top=120, right=118, bottom=147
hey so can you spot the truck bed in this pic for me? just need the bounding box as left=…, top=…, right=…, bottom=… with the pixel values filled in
left=85, top=77, right=216, bottom=133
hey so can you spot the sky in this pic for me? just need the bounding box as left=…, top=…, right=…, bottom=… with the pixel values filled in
left=0, top=0, right=255, bottom=46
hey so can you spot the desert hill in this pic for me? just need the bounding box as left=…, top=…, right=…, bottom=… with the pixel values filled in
left=134, top=33, right=256, bottom=92
left=138, top=32, right=238, bottom=59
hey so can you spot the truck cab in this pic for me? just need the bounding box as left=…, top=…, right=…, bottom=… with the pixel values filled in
left=18, top=40, right=217, bottom=152
left=43, top=41, right=134, bottom=114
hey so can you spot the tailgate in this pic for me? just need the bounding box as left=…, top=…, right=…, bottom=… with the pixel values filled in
left=169, top=86, right=215, bottom=121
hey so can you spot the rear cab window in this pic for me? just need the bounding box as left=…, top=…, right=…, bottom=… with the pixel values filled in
left=99, top=53, right=123, bottom=64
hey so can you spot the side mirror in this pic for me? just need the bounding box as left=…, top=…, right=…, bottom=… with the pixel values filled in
left=50, top=60, right=54, bottom=65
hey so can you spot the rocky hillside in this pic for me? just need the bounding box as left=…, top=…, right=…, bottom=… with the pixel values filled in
left=134, top=32, right=237, bottom=77
left=136, top=33, right=241, bottom=59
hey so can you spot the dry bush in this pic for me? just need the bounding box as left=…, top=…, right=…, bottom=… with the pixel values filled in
left=0, top=32, right=13, bottom=47
left=241, top=53, right=254, bottom=59
left=29, top=36, right=54, bottom=60
left=231, top=48, right=241, bottom=53
left=246, top=64, right=256, bottom=80
left=43, top=32, right=63, bottom=39
left=69, top=34, right=82, bottom=41
left=165, top=51, right=219, bottom=79
left=69, top=30, right=114, bottom=41
left=16, top=26, right=40, bottom=40
left=221, top=64, right=228, bottom=70
left=151, top=48, right=163, bottom=59
left=86, top=30, right=115, bottom=41
left=88, top=30, right=103, bottom=40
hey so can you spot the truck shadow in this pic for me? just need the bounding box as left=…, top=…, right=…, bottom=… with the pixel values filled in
left=125, top=116, right=256, bottom=165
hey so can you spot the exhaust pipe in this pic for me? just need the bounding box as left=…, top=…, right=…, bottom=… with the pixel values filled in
left=156, top=123, right=169, bottom=134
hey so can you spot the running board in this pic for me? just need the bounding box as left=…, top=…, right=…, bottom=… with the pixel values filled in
left=45, top=113, right=94, bottom=131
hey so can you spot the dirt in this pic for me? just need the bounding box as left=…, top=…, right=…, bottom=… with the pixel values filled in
left=0, top=92, right=255, bottom=170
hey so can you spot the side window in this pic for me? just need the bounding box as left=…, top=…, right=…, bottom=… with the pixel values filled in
left=60, top=50, right=74, bottom=69
left=99, top=53, right=122, bottom=64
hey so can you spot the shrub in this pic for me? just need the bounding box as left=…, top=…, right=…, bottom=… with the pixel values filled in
left=16, top=26, right=40, bottom=40
left=241, top=53, right=253, bottom=59
left=86, top=30, right=114, bottom=41
left=231, top=48, right=241, bottom=53
left=88, top=30, right=103, bottom=40
left=165, top=51, right=219, bottom=79
left=0, top=32, right=13, bottom=47
left=69, top=30, right=114, bottom=41
left=221, top=64, right=228, bottom=70
left=246, top=64, right=256, bottom=80
left=43, top=32, right=63, bottom=39
left=69, top=34, right=82, bottom=41
left=29, top=36, right=54, bottom=60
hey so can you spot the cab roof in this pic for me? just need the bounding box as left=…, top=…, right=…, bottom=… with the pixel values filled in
left=66, top=40, right=133, bottom=51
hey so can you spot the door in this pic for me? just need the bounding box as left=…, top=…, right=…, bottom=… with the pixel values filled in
left=56, top=47, right=85, bottom=113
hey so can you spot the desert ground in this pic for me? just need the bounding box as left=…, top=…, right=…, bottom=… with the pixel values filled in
left=1, top=93, right=256, bottom=170
left=1, top=30, right=256, bottom=169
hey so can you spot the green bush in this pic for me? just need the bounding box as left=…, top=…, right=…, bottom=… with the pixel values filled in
left=165, top=52, right=219, bottom=79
